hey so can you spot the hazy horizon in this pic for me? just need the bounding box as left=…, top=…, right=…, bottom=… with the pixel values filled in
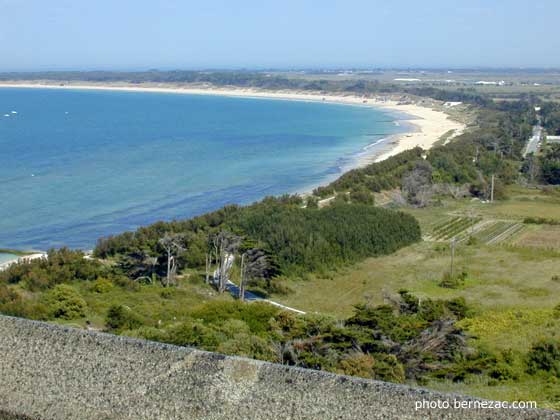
left=1, top=0, right=559, bottom=71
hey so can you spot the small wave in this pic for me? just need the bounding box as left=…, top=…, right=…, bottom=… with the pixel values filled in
left=362, top=138, right=387, bottom=151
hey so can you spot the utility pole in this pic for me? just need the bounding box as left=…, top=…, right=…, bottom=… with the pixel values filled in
left=490, top=174, right=495, bottom=203
left=450, top=238, right=456, bottom=279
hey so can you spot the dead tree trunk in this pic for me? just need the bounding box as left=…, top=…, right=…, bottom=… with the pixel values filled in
left=219, top=246, right=226, bottom=293
left=166, top=249, right=172, bottom=287
left=205, top=253, right=210, bottom=284
left=210, top=230, right=241, bottom=293
left=239, top=253, right=246, bottom=301
left=158, top=233, right=185, bottom=287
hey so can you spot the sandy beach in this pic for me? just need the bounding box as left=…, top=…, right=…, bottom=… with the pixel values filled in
left=0, top=252, right=46, bottom=271
left=0, top=81, right=466, bottom=168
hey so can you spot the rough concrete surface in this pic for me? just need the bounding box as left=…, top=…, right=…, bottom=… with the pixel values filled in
left=0, top=315, right=557, bottom=419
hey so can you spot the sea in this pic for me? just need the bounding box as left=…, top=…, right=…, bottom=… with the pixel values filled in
left=0, top=87, right=407, bottom=251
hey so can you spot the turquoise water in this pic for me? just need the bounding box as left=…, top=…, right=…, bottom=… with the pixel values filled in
left=0, top=87, right=405, bottom=250
left=0, top=253, right=18, bottom=264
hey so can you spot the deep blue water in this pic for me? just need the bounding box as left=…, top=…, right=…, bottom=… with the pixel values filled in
left=0, top=87, right=405, bottom=250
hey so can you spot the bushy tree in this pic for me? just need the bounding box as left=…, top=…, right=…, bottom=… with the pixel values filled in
left=541, top=144, right=560, bottom=185
left=43, top=284, right=87, bottom=320
left=105, top=305, right=143, bottom=332
left=526, top=339, right=560, bottom=377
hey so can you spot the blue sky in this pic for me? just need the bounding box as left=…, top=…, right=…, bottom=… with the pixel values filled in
left=0, top=0, right=558, bottom=70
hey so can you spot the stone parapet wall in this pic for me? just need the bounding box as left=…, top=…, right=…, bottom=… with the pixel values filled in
left=0, top=315, right=557, bottom=419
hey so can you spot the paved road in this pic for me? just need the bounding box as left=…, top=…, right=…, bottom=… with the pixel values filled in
left=524, top=124, right=543, bottom=157
left=226, top=281, right=306, bottom=314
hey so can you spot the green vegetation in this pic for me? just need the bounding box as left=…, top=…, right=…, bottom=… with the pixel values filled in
left=2, top=76, right=560, bottom=409
left=0, top=249, right=35, bottom=256
left=311, top=99, right=533, bottom=209
left=94, top=198, right=420, bottom=283
left=540, top=144, right=560, bottom=185
left=541, top=102, right=560, bottom=135
left=428, top=217, right=481, bottom=241
left=313, top=147, right=423, bottom=199
left=524, top=216, right=560, bottom=225
left=269, top=188, right=560, bottom=409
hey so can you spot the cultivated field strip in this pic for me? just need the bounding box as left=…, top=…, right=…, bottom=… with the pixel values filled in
left=425, top=216, right=481, bottom=241
left=485, top=223, right=525, bottom=245
left=425, top=216, right=525, bottom=245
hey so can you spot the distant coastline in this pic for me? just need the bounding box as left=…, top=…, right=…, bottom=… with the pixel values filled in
left=0, top=81, right=465, bottom=257
left=0, top=81, right=466, bottom=168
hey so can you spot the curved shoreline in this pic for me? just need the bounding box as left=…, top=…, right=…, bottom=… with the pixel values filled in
left=0, top=81, right=466, bottom=254
left=0, top=81, right=466, bottom=167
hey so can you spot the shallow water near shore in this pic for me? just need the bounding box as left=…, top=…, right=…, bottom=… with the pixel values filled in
left=0, top=253, right=18, bottom=264
left=0, top=87, right=406, bottom=250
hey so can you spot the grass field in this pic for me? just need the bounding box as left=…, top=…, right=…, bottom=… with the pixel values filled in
left=514, top=225, right=560, bottom=248
left=274, top=187, right=559, bottom=314
left=273, top=241, right=560, bottom=317
left=270, top=186, right=560, bottom=409
left=26, top=185, right=560, bottom=409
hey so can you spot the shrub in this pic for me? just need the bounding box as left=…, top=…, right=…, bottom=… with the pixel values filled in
left=112, top=275, right=141, bottom=291
left=43, top=284, right=87, bottom=320
left=91, top=278, right=114, bottom=293
left=191, top=301, right=279, bottom=336
left=554, top=304, right=560, bottom=319
left=488, top=362, right=519, bottom=381
left=466, top=236, right=478, bottom=246
left=439, top=271, right=467, bottom=289
left=105, top=305, right=143, bottom=332
left=349, top=189, right=375, bottom=205
left=306, top=196, right=319, bottom=209
left=526, top=339, right=560, bottom=377
left=371, top=353, right=406, bottom=383
left=0, top=248, right=103, bottom=291
left=216, top=320, right=276, bottom=360
left=337, top=353, right=376, bottom=378
left=524, top=217, right=560, bottom=225
left=0, top=285, right=49, bottom=320
left=159, top=288, right=176, bottom=299
left=445, top=297, right=472, bottom=320
left=336, top=352, right=405, bottom=383
left=162, top=319, right=221, bottom=350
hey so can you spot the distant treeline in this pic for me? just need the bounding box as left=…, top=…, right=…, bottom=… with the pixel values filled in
left=0, top=70, right=507, bottom=106
left=540, top=102, right=560, bottom=135
left=520, top=101, right=560, bottom=185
